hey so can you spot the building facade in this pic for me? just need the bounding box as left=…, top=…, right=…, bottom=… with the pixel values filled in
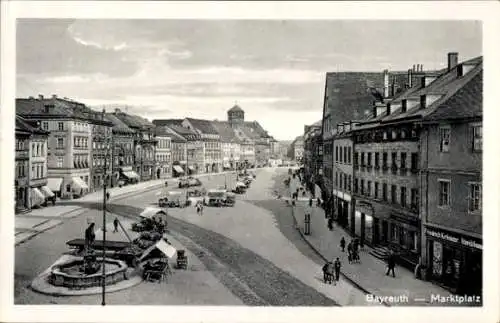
left=154, top=128, right=172, bottom=179
left=15, top=117, right=31, bottom=212
left=17, top=95, right=95, bottom=199
left=420, top=59, right=482, bottom=295
left=182, top=118, right=221, bottom=173
left=90, top=111, right=113, bottom=191
left=211, top=120, right=241, bottom=170
left=104, top=113, right=138, bottom=186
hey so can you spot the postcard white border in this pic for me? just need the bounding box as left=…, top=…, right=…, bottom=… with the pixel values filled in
left=1, top=1, right=499, bottom=323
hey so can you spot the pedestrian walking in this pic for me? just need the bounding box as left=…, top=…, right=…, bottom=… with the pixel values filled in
left=196, top=202, right=201, bottom=215
left=334, top=257, right=341, bottom=283
left=386, top=252, right=396, bottom=277
left=309, top=198, right=313, bottom=208
left=106, top=192, right=110, bottom=201
left=340, top=237, right=346, bottom=252
left=316, top=197, right=321, bottom=207
left=347, top=242, right=353, bottom=264
left=327, top=217, right=333, bottom=231
left=113, top=218, right=119, bottom=233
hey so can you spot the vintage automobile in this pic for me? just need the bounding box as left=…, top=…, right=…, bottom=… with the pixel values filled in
left=186, top=188, right=206, bottom=206
left=178, top=176, right=202, bottom=188
left=206, top=189, right=228, bottom=207
left=223, top=192, right=236, bottom=207
left=158, top=191, right=186, bottom=208
left=233, top=181, right=247, bottom=194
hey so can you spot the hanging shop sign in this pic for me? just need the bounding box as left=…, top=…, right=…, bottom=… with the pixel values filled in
left=426, top=229, right=482, bottom=250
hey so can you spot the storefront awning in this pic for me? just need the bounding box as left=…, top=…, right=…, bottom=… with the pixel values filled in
left=188, top=166, right=195, bottom=171
left=47, top=178, right=63, bottom=192
left=139, top=239, right=177, bottom=261
left=71, top=177, right=89, bottom=192
left=173, top=165, right=184, bottom=173
left=40, top=186, right=55, bottom=198
left=223, top=162, right=230, bottom=168
left=123, top=171, right=140, bottom=179
left=31, top=188, right=45, bottom=207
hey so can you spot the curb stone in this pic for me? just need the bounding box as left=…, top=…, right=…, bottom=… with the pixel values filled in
left=15, top=172, right=234, bottom=246
left=289, top=204, right=391, bottom=307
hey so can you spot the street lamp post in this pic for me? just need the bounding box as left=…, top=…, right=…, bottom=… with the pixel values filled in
left=101, top=128, right=111, bottom=306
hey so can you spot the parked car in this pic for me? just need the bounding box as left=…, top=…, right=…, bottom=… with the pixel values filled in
left=206, top=189, right=228, bottom=207
left=186, top=188, right=206, bottom=206
left=158, top=191, right=186, bottom=208
left=233, top=182, right=247, bottom=194
left=178, top=176, right=202, bottom=188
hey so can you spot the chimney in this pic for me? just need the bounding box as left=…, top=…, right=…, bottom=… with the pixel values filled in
left=448, top=52, right=458, bottom=71
left=386, top=103, right=391, bottom=116
left=407, top=69, right=413, bottom=88
left=383, top=69, right=389, bottom=98
left=38, top=94, right=44, bottom=100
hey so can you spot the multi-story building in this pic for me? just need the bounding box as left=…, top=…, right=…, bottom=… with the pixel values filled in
left=15, top=116, right=49, bottom=211
left=154, top=128, right=172, bottom=179
left=321, top=69, right=412, bottom=205
left=212, top=120, right=241, bottom=170
left=291, top=136, right=304, bottom=163
left=15, top=117, right=31, bottom=212
left=17, top=95, right=97, bottom=199
left=89, top=110, right=113, bottom=191
left=303, top=121, right=322, bottom=187
left=419, top=55, right=482, bottom=295
left=349, top=53, right=481, bottom=272
left=104, top=113, right=139, bottom=186
left=164, top=126, right=188, bottom=177
left=182, top=118, right=221, bottom=173
left=114, top=109, right=157, bottom=181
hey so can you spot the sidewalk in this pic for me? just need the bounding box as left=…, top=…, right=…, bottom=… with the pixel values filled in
left=15, top=171, right=236, bottom=246
left=288, top=177, right=469, bottom=307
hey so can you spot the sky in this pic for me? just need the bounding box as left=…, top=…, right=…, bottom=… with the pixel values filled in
left=16, top=20, right=482, bottom=140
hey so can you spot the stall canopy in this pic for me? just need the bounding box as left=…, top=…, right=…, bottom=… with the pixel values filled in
left=173, top=166, right=184, bottom=173
left=140, top=207, right=167, bottom=219
left=40, top=186, right=55, bottom=198
left=31, top=188, right=45, bottom=207
left=188, top=166, right=195, bottom=171
left=123, top=171, right=140, bottom=180
left=94, top=220, right=140, bottom=243
left=236, top=181, right=246, bottom=187
left=139, top=239, right=177, bottom=261
left=223, top=162, right=230, bottom=168
left=47, top=178, right=63, bottom=192
left=71, top=177, right=89, bottom=192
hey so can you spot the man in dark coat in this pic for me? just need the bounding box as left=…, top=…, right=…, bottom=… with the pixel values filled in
left=340, top=237, right=346, bottom=252
left=386, top=252, right=396, bottom=277
left=84, top=223, right=96, bottom=249
left=334, top=257, right=342, bottom=282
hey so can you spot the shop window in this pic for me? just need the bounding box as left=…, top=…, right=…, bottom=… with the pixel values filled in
left=472, top=125, right=482, bottom=152
left=439, top=127, right=451, bottom=152
left=438, top=179, right=451, bottom=207
left=468, top=183, right=482, bottom=213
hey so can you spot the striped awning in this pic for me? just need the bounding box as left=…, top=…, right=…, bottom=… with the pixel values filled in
left=123, top=171, right=140, bottom=179
left=40, top=186, right=55, bottom=198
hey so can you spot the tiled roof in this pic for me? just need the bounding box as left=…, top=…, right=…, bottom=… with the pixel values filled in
left=423, top=70, right=482, bottom=121
left=381, top=57, right=483, bottom=123
left=104, top=113, right=136, bottom=134
left=244, top=121, right=271, bottom=138
left=113, top=112, right=145, bottom=129
left=152, top=119, right=184, bottom=127
left=211, top=121, right=240, bottom=143
left=323, top=72, right=386, bottom=124
left=162, top=126, right=188, bottom=143
left=186, top=118, right=219, bottom=135
left=16, top=97, right=112, bottom=125
left=228, top=105, right=244, bottom=113
left=15, top=115, right=48, bottom=135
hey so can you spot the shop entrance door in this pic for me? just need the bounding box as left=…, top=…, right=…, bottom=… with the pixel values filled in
left=381, top=221, right=388, bottom=243
left=463, top=251, right=482, bottom=296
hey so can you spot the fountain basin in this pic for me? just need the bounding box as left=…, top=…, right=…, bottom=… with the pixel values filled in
left=50, top=257, right=128, bottom=290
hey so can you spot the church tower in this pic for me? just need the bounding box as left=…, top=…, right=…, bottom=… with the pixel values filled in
left=227, top=103, right=245, bottom=127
